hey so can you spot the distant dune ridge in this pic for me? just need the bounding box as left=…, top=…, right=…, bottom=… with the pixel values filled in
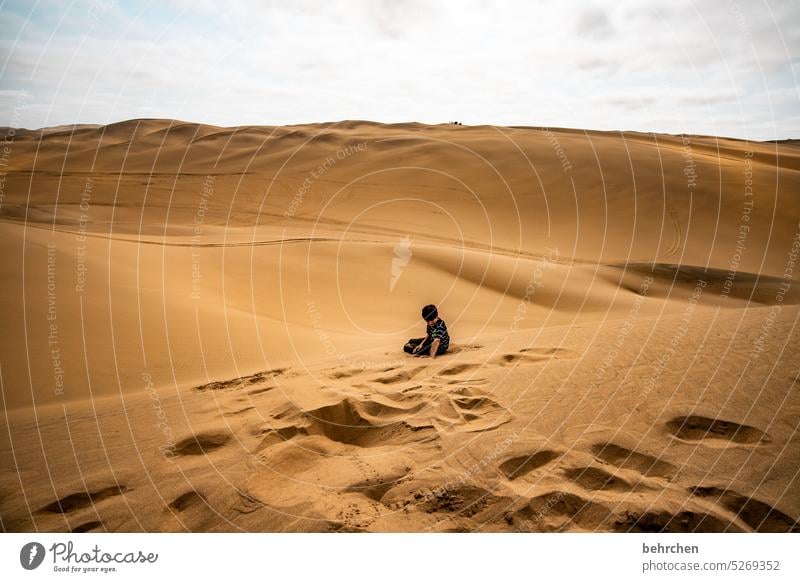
left=0, top=119, right=799, bottom=532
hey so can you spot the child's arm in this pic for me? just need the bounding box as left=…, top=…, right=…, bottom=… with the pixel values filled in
left=412, top=334, right=431, bottom=354
left=429, top=338, right=441, bottom=359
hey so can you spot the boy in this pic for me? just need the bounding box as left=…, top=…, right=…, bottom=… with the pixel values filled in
left=403, top=304, right=450, bottom=359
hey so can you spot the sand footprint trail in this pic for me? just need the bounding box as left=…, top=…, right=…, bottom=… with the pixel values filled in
left=201, top=347, right=530, bottom=530
left=18, top=334, right=797, bottom=533
left=665, top=415, right=772, bottom=446
left=174, top=341, right=799, bottom=532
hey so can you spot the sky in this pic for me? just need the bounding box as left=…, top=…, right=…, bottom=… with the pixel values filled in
left=0, top=0, right=798, bottom=140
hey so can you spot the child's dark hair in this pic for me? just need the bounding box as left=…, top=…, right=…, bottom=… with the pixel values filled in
left=421, top=304, right=438, bottom=321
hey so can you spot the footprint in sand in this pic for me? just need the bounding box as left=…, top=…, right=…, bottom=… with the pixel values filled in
left=423, top=363, right=488, bottom=388
left=42, top=485, right=128, bottom=514
left=499, top=450, right=561, bottom=480
left=446, top=378, right=490, bottom=387
left=169, top=490, right=207, bottom=512
left=371, top=366, right=426, bottom=385
left=591, top=442, right=676, bottom=479
left=327, top=368, right=363, bottom=380
left=509, top=489, right=743, bottom=533
left=666, top=415, right=771, bottom=446
left=194, top=368, right=285, bottom=392
left=172, top=431, right=231, bottom=456
left=613, top=509, right=743, bottom=533
left=492, top=347, right=577, bottom=368
left=688, top=486, right=799, bottom=532
left=563, top=466, right=634, bottom=492
left=511, top=491, right=613, bottom=531
left=327, top=365, right=404, bottom=382
left=437, top=363, right=481, bottom=377
left=71, top=521, right=103, bottom=533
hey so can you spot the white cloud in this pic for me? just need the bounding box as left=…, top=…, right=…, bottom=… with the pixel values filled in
left=0, top=0, right=797, bottom=140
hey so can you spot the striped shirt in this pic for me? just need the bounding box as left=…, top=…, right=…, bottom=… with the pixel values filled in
left=427, top=318, right=450, bottom=351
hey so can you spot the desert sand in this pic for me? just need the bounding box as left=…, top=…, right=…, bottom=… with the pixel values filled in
left=0, top=119, right=799, bottom=532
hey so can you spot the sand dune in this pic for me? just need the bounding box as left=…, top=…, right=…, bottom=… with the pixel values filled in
left=1, top=120, right=798, bottom=532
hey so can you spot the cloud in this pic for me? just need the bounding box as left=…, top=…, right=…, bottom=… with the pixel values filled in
left=603, top=95, right=658, bottom=110
left=576, top=5, right=615, bottom=39
left=0, top=0, right=796, bottom=140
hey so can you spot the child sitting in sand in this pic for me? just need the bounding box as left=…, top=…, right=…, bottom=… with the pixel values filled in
left=403, top=304, right=450, bottom=359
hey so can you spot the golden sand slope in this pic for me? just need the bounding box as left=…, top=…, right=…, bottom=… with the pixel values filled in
left=0, top=120, right=798, bottom=532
